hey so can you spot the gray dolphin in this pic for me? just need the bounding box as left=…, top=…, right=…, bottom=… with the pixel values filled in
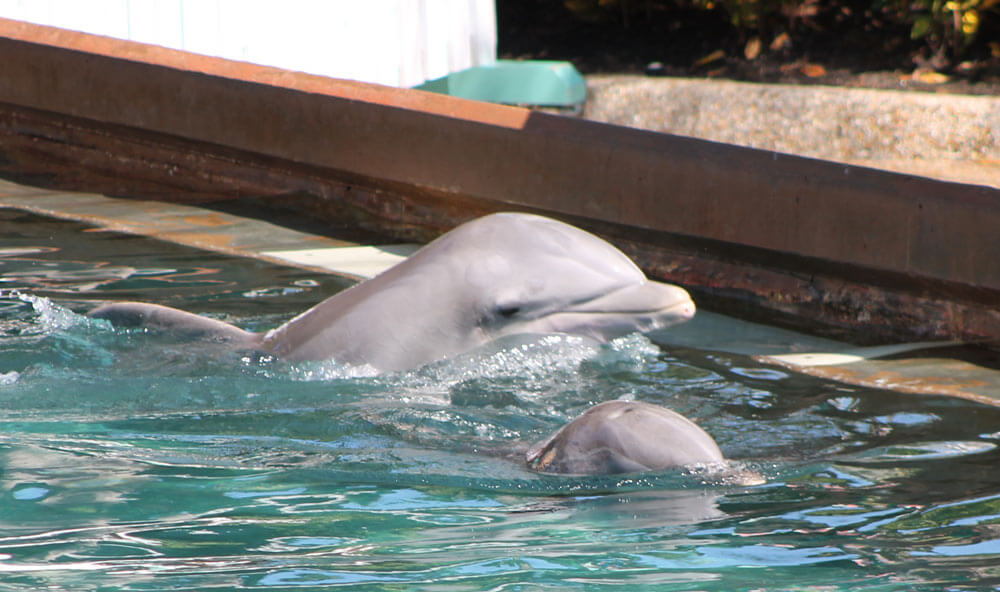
left=90, top=213, right=696, bottom=372
left=526, top=400, right=724, bottom=475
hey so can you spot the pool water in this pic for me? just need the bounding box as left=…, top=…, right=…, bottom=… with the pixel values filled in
left=3, top=209, right=1000, bottom=591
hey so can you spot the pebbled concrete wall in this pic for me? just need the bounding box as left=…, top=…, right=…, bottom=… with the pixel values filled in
left=586, top=75, right=1000, bottom=188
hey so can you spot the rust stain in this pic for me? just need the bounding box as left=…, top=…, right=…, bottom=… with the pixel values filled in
left=862, top=368, right=989, bottom=394
left=179, top=213, right=234, bottom=228
left=0, top=199, right=159, bottom=236
left=156, top=231, right=239, bottom=252
left=0, top=17, right=532, bottom=131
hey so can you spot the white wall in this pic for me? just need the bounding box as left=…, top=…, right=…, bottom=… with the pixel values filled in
left=0, top=0, right=496, bottom=87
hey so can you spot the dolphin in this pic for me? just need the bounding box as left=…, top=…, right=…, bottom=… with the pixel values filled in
left=526, top=400, right=724, bottom=475
left=89, top=212, right=696, bottom=372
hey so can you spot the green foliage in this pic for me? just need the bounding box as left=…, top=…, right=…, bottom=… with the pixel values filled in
left=562, top=0, right=999, bottom=63
left=688, top=0, right=792, bottom=30
left=878, top=0, right=997, bottom=52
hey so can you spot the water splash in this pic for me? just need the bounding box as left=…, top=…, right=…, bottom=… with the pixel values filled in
left=0, top=289, right=103, bottom=332
left=281, top=358, right=381, bottom=381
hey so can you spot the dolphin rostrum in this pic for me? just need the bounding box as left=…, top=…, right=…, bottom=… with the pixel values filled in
left=526, top=400, right=725, bottom=475
left=90, top=213, right=696, bottom=371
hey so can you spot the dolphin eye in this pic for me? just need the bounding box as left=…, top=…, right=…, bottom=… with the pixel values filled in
left=496, top=305, right=521, bottom=318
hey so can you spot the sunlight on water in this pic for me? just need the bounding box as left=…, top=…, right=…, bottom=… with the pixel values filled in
left=3, top=210, right=1000, bottom=590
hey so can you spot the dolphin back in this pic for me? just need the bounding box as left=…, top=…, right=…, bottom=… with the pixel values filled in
left=89, top=302, right=261, bottom=347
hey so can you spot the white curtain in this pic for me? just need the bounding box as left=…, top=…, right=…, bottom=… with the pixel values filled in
left=0, top=0, right=497, bottom=87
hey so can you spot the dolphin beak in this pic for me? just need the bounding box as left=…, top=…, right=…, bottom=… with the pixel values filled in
left=573, top=280, right=696, bottom=324
left=503, top=279, right=696, bottom=342
left=530, top=280, right=695, bottom=341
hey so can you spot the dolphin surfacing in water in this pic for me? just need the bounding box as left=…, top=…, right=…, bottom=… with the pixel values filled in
left=90, top=213, right=695, bottom=372
left=526, top=400, right=725, bottom=475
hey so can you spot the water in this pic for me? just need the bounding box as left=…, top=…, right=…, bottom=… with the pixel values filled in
left=3, top=208, right=1000, bottom=591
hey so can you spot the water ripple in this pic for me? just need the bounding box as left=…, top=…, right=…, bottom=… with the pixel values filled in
left=4, top=216, right=1000, bottom=590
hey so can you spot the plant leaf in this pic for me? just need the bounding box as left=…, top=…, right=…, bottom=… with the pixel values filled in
left=911, top=15, right=932, bottom=39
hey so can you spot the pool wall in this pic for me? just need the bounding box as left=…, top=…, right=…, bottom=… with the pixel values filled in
left=0, top=17, right=997, bottom=344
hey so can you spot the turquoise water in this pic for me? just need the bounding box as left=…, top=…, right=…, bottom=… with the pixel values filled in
left=3, top=208, right=1000, bottom=591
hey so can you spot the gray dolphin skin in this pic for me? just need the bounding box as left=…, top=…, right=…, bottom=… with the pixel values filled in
left=89, top=212, right=696, bottom=372
left=526, top=400, right=724, bottom=475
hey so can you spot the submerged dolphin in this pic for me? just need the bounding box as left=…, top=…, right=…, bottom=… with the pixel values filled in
left=90, top=213, right=696, bottom=371
left=526, top=400, right=724, bottom=475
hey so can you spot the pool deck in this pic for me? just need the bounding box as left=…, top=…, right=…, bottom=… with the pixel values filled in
left=2, top=176, right=998, bottom=406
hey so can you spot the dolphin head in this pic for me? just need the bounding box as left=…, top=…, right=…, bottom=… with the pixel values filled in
left=446, top=213, right=696, bottom=343
left=526, top=400, right=725, bottom=475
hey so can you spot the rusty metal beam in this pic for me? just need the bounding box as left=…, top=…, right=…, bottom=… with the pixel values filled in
left=0, top=18, right=997, bottom=344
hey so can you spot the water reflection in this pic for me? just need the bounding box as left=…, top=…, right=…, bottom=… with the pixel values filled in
left=0, top=209, right=353, bottom=316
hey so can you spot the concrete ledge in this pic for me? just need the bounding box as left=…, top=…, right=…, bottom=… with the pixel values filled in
left=0, top=18, right=998, bottom=344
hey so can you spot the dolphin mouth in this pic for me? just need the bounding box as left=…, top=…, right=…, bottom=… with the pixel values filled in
left=523, top=280, right=696, bottom=341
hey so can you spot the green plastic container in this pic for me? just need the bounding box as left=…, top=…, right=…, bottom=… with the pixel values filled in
left=415, top=60, right=586, bottom=109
